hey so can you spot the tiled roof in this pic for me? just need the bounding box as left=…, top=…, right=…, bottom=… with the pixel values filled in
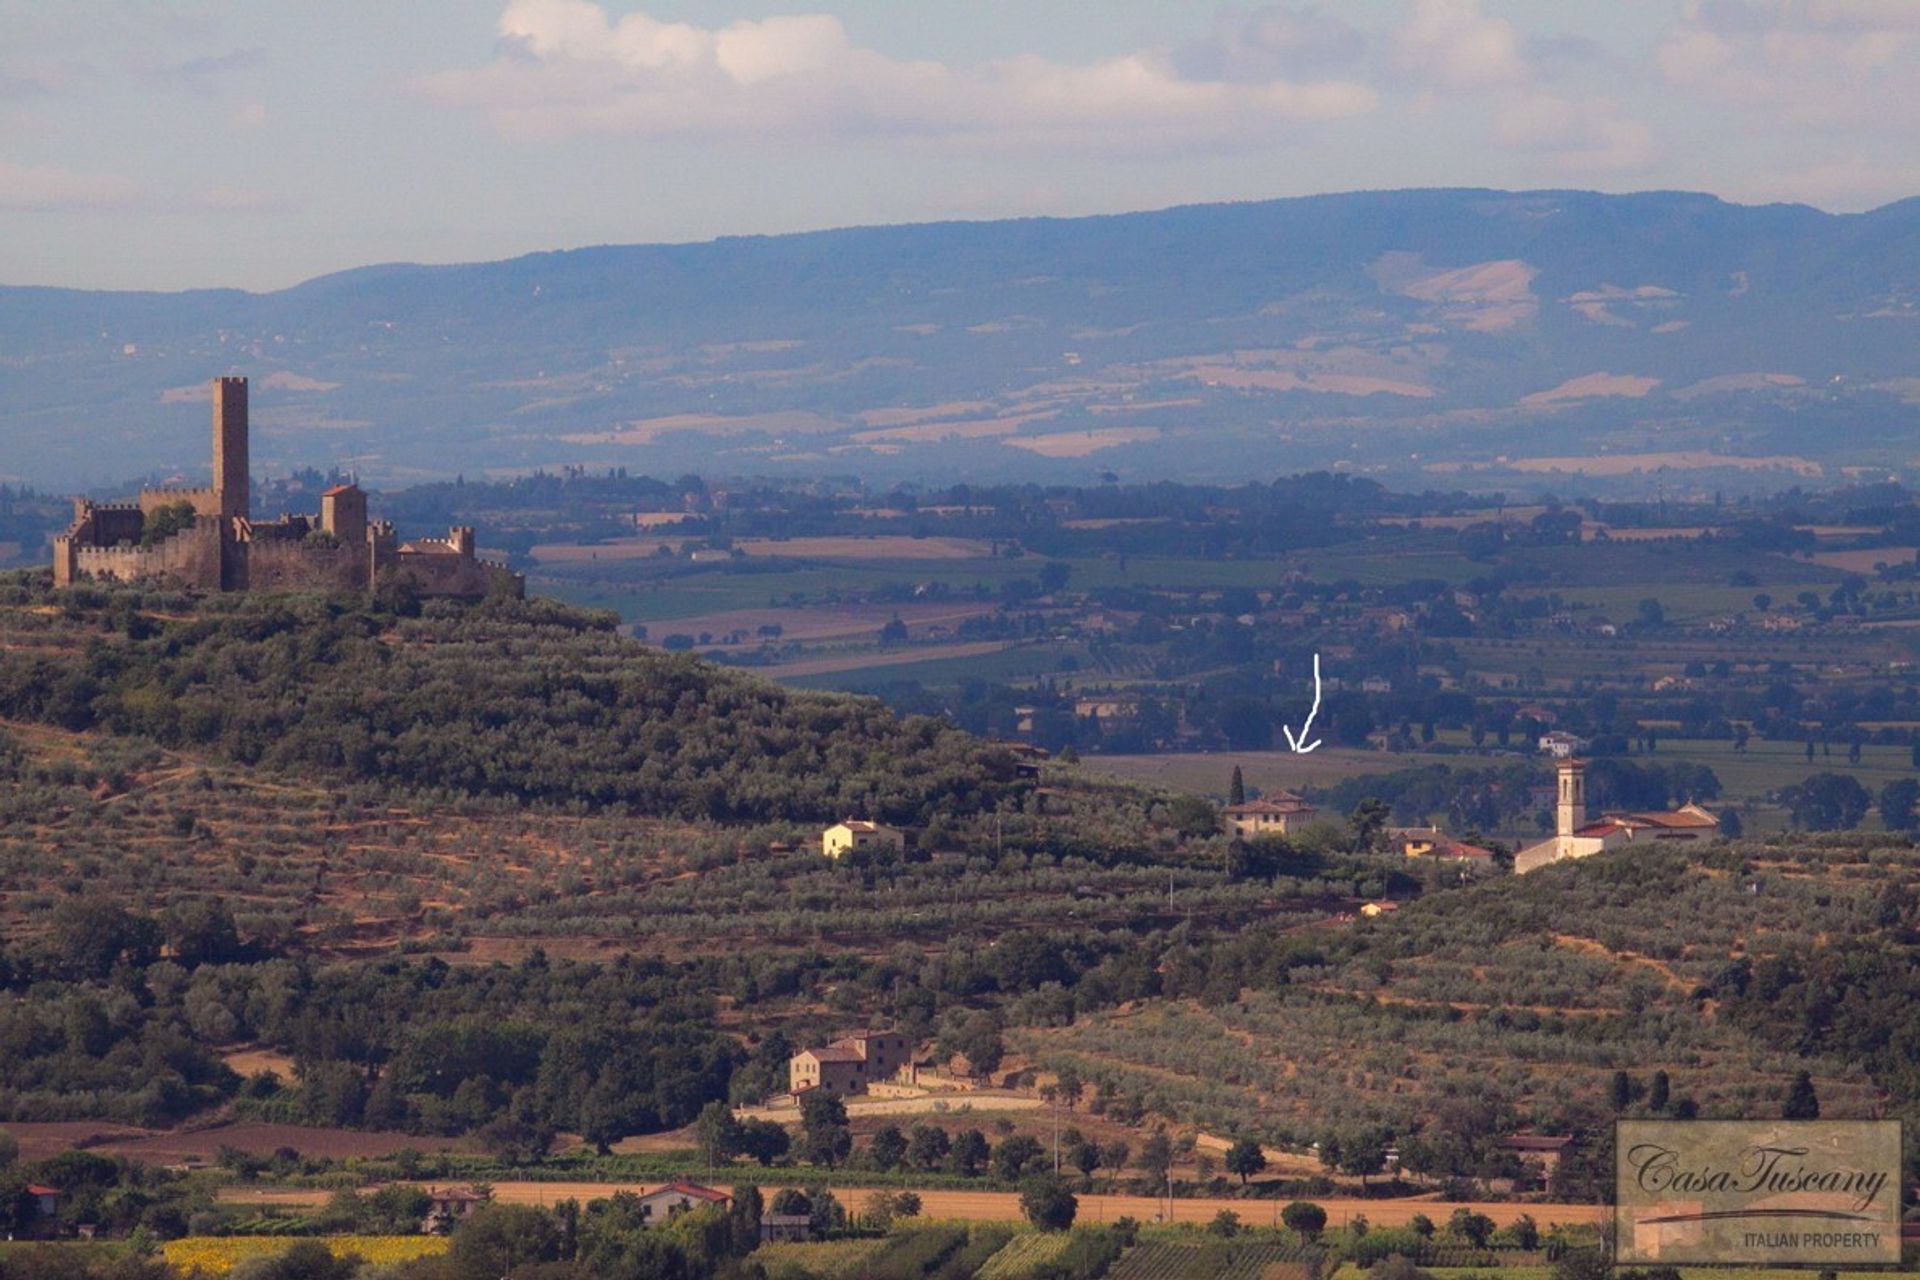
left=660, top=1181, right=731, bottom=1203
left=1501, top=1134, right=1574, bottom=1152
left=1624, top=806, right=1719, bottom=829
left=1227, top=795, right=1315, bottom=815
left=805, top=1046, right=865, bottom=1063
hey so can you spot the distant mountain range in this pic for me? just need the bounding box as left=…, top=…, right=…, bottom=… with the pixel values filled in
left=5, top=187, right=1919, bottom=492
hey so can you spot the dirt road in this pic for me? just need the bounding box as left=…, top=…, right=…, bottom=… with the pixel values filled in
left=221, top=1181, right=1606, bottom=1229
left=737, top=1094, right=1041, bottom=1123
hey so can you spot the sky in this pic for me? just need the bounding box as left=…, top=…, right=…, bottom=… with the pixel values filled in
left=3, top=0, right=1918, bottom=292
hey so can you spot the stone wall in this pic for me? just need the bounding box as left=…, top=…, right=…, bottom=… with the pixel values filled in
left=139, top=488, right=221, bottom=518
left=71, top=518, right=224, bottom=590
left=244, top=539, right=369, bottom=593
left=391, top=550, right=517, bottom=599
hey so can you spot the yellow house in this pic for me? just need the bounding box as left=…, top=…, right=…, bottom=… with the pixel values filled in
left=821, top=819, right=905, bottom=859
left=1224, top=794, right=1316, bottom=839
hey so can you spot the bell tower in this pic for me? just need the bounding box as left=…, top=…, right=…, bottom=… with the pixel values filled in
left=1556, top=757, right=1586, bottom=838
left=213, top=376, right=249, bottom=519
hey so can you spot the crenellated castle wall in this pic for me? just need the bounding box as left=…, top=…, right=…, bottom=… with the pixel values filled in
left=139, top=488, right=222, bottom=518
left=70, top=517, right=225, bottom=590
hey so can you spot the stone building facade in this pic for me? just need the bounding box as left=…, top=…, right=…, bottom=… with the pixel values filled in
left=53, top=377, right=522, bottom=600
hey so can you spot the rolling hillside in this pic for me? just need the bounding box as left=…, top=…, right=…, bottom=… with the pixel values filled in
left=4, top=188, right=1919, bottom=490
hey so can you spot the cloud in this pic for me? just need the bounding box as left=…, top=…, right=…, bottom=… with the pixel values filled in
left=157, top=47, right=268, bottom=83
left=1391, top=0, right=1529, bottom=89
left=1657, top=0, right=1920, bottom=131
left=1173, top=5, right=1368, bottom=81
left=0, top=160, right=137, bottom=210
left=1386, top=0, right=1657, bottom=174
left=420, top=0, right=1376, bottom=152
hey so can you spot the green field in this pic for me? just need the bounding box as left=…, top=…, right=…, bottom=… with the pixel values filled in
left=1087, top=748, right=1404, bottom=798
left=784, top=642, right=1093, bottom=691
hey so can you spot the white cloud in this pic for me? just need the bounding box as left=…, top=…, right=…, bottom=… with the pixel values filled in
left=0, top=160, right=137, bottom=210
left=1385, top=0, right=1657, bottom=175
left=1391, top=0, right=1529, bottom=89
left=1174, top=5, right=1369, bottom=81
left=1657, top=0, right=1920, bottom=131
left=421, top=0, right=1376, bottom=152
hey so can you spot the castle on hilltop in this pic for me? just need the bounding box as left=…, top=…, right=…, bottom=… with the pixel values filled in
left=52, top=377, right=522, bottom=599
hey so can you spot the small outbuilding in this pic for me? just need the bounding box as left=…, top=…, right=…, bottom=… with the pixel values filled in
left=821, top=819, right=905, bottom=859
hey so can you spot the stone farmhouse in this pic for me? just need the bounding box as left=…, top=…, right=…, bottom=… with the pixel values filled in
left=1224, top=793, right=1317, bottom=839
left=789, top=1028, right=914, bottom=1098
left=421, top=1186, right=489, bottom=1234
left=821, top=819, right=904, bottom=859
left=1514, top=758, right=1720, bottom=874
left=53, top=376, right=522, bottom=599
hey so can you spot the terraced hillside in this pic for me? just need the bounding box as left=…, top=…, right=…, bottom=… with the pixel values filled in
left=1022, top=839, right=1906, bottom=1156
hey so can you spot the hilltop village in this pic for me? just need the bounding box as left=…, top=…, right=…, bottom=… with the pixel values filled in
left=52, top=377, right=521, bottom=599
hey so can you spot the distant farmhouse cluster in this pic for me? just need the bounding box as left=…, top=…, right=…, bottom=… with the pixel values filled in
left=53, top=377, right=522, bottom=599
left=1515, top=757, right=1719, bottom=874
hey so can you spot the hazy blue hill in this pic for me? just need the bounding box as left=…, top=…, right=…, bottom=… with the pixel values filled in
left=3, top=187, right=1917, bottom=489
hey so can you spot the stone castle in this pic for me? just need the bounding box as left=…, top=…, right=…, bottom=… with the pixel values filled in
left=53, top=377, right=522, bottom=599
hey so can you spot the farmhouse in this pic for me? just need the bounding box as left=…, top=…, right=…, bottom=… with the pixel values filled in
left=821, top=819, right=905, bottom=859
left=15, top=1184, right=62, bottom=1237
left=1499, top=1133, right=1575, bottom=1178
left=634, top=1181, right=731, bottom=1225
left=1515, top=758, right=1720, bottom=874
left=1538, top=729, right=1588, bottom=758
left=422, top=1186, right=489, bottom=1233
left=790, top=1028, right=914, bottom=1097
left=759, top=1214, right=813, bottom=1243
left=1224, top=793, right=1317, bottom=839
left=1074, top=693, right=1140, bottom=727
left=1395, top=827, right=1496, bottom=863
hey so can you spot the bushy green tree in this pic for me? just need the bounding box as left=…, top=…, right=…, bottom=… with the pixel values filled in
left=1282, top=1201, right=1327, bottom=1240
left=1225, top=1137, right=1266, bottom=1185
left=1020, top=1175, right=1077, bottom=1232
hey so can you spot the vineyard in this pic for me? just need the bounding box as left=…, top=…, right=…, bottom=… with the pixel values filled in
left=974, top=1231, right=1073, bottom=1279
left=1108, top=1239, right=1323, bottom=1280
left=159, top=1235, right=447, bottom=1275
left=751, top=1238, right=887, bottom=1278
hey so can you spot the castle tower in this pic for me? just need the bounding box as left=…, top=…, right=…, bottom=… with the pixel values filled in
left=213, top=376, right=249, bottom=520
left=321, top=483, right=367, bottom=548
left=1555, top=757, right=1586, bottom=838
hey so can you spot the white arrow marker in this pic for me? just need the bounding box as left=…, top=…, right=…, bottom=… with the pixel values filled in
left=1283, top=652, right=1324, bottom=754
